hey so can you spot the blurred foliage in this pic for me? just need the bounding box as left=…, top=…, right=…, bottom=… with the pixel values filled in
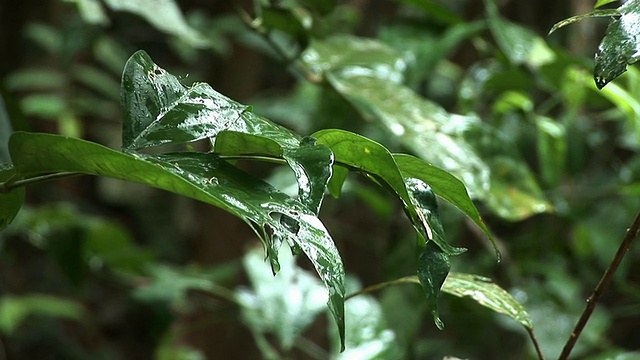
left=2, top=0, right=640, bottom=359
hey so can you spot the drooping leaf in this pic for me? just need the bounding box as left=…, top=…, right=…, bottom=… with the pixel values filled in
left=0, top=166, right=24, bottom=232
left=324, top=72, right=491, bottom=201
left=121, top=50, right=301, bottom=150
left=416, top=241, right=450, bottom=329
left=237, top=247, right=328, bottom=351
left=393, top=154, right=496, bottom=256
left=594, top=0, right=640, bottom=88
left=404, top=178, right=465, bottom=256
left=8, top=132, right=345, bottom=346
left=312, top=129, right=453, bottom=253
left=102, top=0, right=209, bottom=48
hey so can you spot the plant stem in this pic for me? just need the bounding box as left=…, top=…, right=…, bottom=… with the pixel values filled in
left=0, top=172, right=79, bottom=193
left=528, top=327, right=545, bottom=360
left=557, top=211, right=640, bottom=360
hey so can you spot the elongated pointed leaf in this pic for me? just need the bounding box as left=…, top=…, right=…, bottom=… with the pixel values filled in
left=312, top=129, right=443, bottom=251
left=8, top=131, right=345, bottom=347
left=323, top=71, right=490, bottom=201
left=548, top=9, right=620, bottom=35
left=594, top=0, right=640, bottom=88
left=393, top=154, right=496, bottom=256
left=417, top=241, right=450, bottom=329
left=121, top=51, right=300, bottom=150
left=405, top=178, right=464, bottom=256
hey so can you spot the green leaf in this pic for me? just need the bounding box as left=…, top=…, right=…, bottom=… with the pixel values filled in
left=441, top=273, right=533, bottom=329
left=594, top=0, right=640, bottom=88
left=328, top=165, right=348, bottom=198
left=324, top=73, right=491, bottom=201
left=282, top=137, right=333, bottom=215
left=9, top=131, right=345, bottom=349
left=416, top=241, right=450, bottom=330
left=0, top=294, right=85, bottom=334
left=548, top=9, right=620, bottom=35
left=102, top=0, right=209, bottom=48
left=0, top=166, right=24, bottom=232
left=312, top=129, right=450, bottom=252
left=393, top=154, right=496, bottom=256
left=405, top=177, right=466, bottom=256
left=64, top=0, right=109, bottom=26
left=121, top=50, right=300, bottom=150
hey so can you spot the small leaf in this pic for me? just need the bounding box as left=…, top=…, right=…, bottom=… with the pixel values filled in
left=594, top=0, right=640, bottom=88
left=548, top=9, right=620, bottom=35
left=416, top=241, right=450, bottom=330
left=442, top=273, right=533, bottom=329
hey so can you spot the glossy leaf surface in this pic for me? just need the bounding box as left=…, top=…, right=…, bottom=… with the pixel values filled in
left=121, top=50, right=300, bottom=150
left=594, top=0, right=640, bottom=88
left=416, top=241, right=450, bottom=329
left=8, top=131, right=345, bottom=346
left=312, top=129, right=436, bottom=250
left=394, top=154, right=496, bottom=256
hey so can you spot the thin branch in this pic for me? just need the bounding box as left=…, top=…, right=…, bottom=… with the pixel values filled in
left=558, top=211, right=640, bottom=360
left=0, top=172, right=80, bottom=193
left=528, top=327, right=545, bottom=360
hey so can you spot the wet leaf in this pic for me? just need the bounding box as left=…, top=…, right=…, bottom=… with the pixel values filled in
left=121, top=50, right=300, bottom=150
left=312, top=129, right=448, bottom=252
left=405, top=178, right=466, bottom=256
left=416, top=241, right=450, bottom=329
left=8, top=131, right=345, bottom=346
left=282, top=137, right=333, bottom=215
left=594, top=0, right=640, bottom=88
left=394, top=154, right=496, bottom=257
left=325, top=73, right=490, bottom=201
left=442, top=273, right=532, bottom=329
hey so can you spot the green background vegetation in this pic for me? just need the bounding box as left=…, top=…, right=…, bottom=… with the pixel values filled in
left=1, top=0, right=640, bottom=359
